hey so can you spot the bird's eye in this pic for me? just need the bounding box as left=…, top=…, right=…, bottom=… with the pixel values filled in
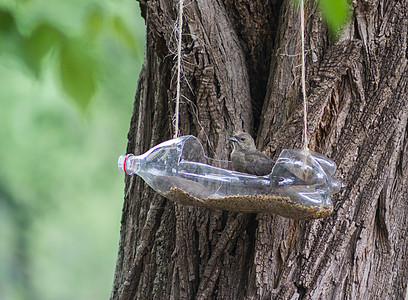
left=240, top=137, right=246, bottom=141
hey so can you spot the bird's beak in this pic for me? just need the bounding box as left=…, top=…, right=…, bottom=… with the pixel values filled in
left=228, top=136, right=238, bottom=143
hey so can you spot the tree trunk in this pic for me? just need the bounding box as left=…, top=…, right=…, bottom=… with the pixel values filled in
left=110, top=0, right=408, bottom=299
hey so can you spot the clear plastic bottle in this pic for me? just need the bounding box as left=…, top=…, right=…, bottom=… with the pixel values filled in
left=118, top=135, right=341, bottom=220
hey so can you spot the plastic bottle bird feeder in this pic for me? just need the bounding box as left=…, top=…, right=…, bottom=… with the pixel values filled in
left=118, top=136, right=341, bottom=220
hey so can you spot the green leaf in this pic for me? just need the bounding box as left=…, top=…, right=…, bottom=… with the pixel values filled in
left=84, top=7, right=104, bottom=37
left=59, top=42, right=96, bottom=111
left=0, top=9, right=16, bottom=34
left=22, top=23, right=64, bottom=75
left=0, top=9, right=24, bottom=56
left=317, top=0, right=350, bottom=36
left=112, top=16, right=136, bottom=54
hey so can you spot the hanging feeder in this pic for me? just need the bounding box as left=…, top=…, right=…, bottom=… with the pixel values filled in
left=115, top=0, right=341, bottom=220
left=118, top=135, right=341, bottom=220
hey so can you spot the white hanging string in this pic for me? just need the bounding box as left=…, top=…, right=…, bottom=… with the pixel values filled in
left=173, top=0, right=184, bottom=139
left=300, top=0, right=309, bottom=151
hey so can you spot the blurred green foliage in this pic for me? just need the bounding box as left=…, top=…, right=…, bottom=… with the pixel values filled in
left=0, top=0, right=144, bottom=110
left=0, top=0, right=145, bottom=299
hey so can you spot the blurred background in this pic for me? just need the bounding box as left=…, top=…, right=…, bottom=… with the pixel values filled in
left=0, top=0, right=145, bottom=299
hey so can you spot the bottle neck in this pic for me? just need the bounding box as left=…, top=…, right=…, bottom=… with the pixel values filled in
left=118, top=154, right=140, bottom=175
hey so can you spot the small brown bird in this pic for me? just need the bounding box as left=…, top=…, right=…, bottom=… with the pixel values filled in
left=229, top=132, right=275, bottom=176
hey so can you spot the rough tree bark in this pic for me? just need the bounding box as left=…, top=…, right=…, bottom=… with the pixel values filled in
left=111, top=0, right=408, bottom=299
